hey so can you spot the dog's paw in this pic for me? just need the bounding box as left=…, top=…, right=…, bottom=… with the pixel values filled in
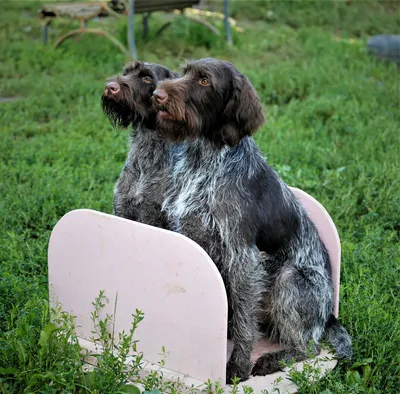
left=251, top=354, right=280, bottom=376
left=226, top=359, right=251, bottom=384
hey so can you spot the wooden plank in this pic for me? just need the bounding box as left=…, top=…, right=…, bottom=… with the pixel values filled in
left=40, top=3, right=107, bottom=19
left=134, top=3, right=199, bottom=14
left=40, top=0, right=200, bottom=19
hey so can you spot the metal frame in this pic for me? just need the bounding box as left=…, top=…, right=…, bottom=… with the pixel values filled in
left=41, top=0, right=233, bottom=59
left=224, top=0, right=232, bottom=46
left=128, top=0, right=137, bottom=59
left=127, top=0, right=232, bottom=58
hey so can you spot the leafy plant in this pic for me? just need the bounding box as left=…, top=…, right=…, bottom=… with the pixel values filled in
left=85, top=290, right=144, bottom=393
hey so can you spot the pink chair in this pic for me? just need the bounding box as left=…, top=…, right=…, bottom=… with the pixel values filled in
left=48, top=187, right=340, bottom=392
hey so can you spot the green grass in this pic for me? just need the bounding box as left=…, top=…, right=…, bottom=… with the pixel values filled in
left=1, top=0, right=399, bottom=392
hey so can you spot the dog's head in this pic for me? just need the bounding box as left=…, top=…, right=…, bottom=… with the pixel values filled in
left=152, top=58, right=265, bottom=146
left=101, top=61, right=178, bottom=128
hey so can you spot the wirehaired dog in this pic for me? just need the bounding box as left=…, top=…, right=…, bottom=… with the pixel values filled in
left=152, top=58, right=352, bottom=383
left=101, top=61, right=178, bottom=228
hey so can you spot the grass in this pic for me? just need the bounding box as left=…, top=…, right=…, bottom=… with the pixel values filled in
left=1, top=0, right=399, bottom=392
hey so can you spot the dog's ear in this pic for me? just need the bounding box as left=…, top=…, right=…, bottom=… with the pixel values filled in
left=219, top=72, right=265, bottom=146
left=161, top=67, right=180, bottom=80
left=169, top=70, right=180, bottom=79
left=152, top=65, right=178, bottom=82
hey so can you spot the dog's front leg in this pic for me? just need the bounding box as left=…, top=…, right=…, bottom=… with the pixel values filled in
left=225, top=246, right=263, bottom=384
left=112, top=161, right=142, bottom=221
left=113, top=186, right=140, bottom=221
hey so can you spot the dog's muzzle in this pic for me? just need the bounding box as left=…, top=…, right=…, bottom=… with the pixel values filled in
left=153, top=89, right=168, bottom=105
left=104, top=81, right=120, bottom=96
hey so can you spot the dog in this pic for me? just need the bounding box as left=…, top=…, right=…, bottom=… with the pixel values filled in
left=101, top=61, right=178, bottom=228
left=152, top=58, right=352, bottom=383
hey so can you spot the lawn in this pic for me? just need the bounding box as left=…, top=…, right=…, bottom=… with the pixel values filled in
left=0, top=0, right=399, bottom=392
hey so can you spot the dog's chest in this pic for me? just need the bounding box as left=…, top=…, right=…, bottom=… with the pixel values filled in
left=166, top=166, right=218, bottom=219
left=163, top=150, right=233, bottom=234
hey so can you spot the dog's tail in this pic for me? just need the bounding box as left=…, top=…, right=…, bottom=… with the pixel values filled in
left=323, top=314, right=352, bottom=359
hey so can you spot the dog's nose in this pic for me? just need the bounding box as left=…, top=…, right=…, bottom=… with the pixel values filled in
left=153, top=89, right=168, bottom=104
left=106, top=82, right=120, bottom=95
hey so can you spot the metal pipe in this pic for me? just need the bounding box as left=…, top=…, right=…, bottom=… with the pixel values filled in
left=128, top=0, right=137, bottom=58
left=143, top=13, right=149, bottom=39
left=224, top=0, right=232, bottom=46
left=42, top=22, right=49, bottom=45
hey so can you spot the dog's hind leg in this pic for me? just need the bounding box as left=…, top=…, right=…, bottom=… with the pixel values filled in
left=253, top=265, right=341, bottom=376
left=251, top=347, right=317, bottom=375
left=323, top=314, right=352, bottom=359
left=252, top=316, right=352, bottom=375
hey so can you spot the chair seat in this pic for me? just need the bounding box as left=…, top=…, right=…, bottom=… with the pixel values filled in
left=48, top=186, right=341, bottom=390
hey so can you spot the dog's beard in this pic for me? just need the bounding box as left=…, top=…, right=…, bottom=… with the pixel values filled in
left=156, top=116, right=203, bottom=144
left=101, top=96, right=133, bottom=128
left=156, top=116, right=186, bottom=142
left=155, top=102, right=202, bottom=142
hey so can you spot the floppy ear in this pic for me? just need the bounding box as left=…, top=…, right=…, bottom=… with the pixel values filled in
left=219, top=73, right=265, bottom=146
left=169, top=70, right=180, bottom=79
left=162, top=67, right=180, bottom=80
left=153, top=65, right=179, bottom=81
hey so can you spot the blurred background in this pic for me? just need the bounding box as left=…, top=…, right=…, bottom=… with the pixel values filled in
left=0, top=1, right=399, bottom=393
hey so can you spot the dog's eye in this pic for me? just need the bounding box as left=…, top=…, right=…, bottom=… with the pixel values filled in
left=142, top=76, right=152, bottom=84
left=199, top=77, right=210, bottom=86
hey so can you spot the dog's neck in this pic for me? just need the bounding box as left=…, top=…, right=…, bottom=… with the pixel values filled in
left=185, top=137, right=256, bottom=164
left=170, top=136, right=264, bottom=180
left=131, top=121, right=165, bottom=139
left=132, top=113, right=156, bottom=130
left=187, top=137, right=230, bottom=157
left=128, top=123, right=168, bottom=165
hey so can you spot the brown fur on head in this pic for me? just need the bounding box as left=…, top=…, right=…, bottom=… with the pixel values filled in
left=152, top=58, right=265, bottom=146
left=101, top=61, right=179, bottom=129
